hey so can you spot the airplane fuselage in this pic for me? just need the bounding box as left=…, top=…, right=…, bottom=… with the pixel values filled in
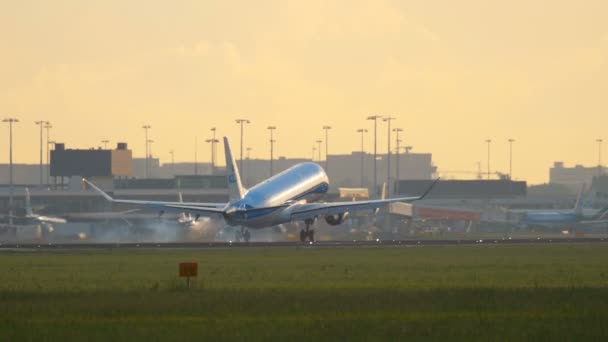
left=525, top=212, right=579, bottom=224
left=223, top=162, right=329, bottom=228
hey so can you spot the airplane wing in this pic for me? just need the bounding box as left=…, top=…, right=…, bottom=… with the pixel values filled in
left=83, top=179, right=226, bottom=217
left=289, top=196, right=420, bottom=221
left=576, top=220, right=608, bottom=226
left=289, top=179, right=439, bottom=221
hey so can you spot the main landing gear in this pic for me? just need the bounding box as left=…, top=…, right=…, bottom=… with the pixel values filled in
left=235, top=226, right=251, bottom=243
left=300, top=218, right=315, bottom=243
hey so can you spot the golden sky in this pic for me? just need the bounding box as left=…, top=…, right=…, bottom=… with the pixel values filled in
left=0, top=0, right=606, bottom=184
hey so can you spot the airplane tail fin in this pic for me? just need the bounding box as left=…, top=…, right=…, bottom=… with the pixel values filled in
left=582, top=184, right=597, bottom=209
left=223, top=137, right=246, bottom=201
left=573, top=184, right=586, bottom=216
left=25, top=187, right=34, bottom=217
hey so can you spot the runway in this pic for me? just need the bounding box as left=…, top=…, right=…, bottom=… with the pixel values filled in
left=1, top=237, right=607, bottom=250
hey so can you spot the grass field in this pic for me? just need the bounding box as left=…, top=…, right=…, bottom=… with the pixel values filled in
left=2, top=244, right=608, bottom=341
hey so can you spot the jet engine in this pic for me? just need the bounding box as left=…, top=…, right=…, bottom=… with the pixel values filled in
left=324, top=212, right=349, bottom=226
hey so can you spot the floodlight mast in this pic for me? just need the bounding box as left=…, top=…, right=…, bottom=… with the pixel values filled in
left=3, top=118, right=19, bottom=225
left=235, top=119, right=251, bottom=173
left=322, top=125, right=331, bottom=173
left=35, top=120, right=49, bottom=184
left=142, top=125, right=151, bottom=178
left=367, top=115, right=382, bottom=196
left=267, top=126, right=277, bottom=177
left=356, top=128, right=368, bottom=187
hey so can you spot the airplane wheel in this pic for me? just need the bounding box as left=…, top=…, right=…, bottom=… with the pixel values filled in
left=300, top=229, right=306, bottom=242
left=308, top=229, right=315, bottom=242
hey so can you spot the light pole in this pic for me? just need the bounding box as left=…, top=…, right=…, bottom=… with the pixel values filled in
left=210, top=127, right=217, bottom=174
left=169, top=150, right=175, bottom=177
left=322, top=125, right=331, bottom=172
left=316, top=140, right=322, bottom=162
left=147, top=139, right=154, bottom=177
left=194, top=136, right=198, bottom=176
left=508, top=139, right=515, bottom=180
left=312, top=146, right=316, bottom=161
left=597, top=138, right=604, bottom=176
left=3, top=118, right=18, bottom=225
left=142, top=125, right=151, bottom=178
left=206, top=138, right=219, bottom=174
left=367, top=115, right=382, bottom=196
left=35, top=120, right=49, bottom=185
left=101, top=139, right=109, bottom=149
left=267, top=126, right=276, bottom=177
left=402, top=145, right=413, bottom=184
left=44, top=122, right=52, bottom=184
left=246, top=147, right=252, bottom=185
left=235, top=119, right=250, bottom=173
left=383, top=117, right=396, bottom=196
left=485, top=139, right=492, bottom=180
left=356, top=128, right=368, bottom=187
left=393, top=128, right=403, bottom=194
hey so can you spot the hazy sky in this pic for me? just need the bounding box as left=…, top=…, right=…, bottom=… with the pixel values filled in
left=1, top=0, right=606, bottom=183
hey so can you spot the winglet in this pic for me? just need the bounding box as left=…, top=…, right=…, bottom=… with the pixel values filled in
left=82, top=178, right=115, bottom=202
left=373, top=182, right=387, bottom=215
left=419, top=178, right=440, bottom=200
left=223, top=137, right=246, bottom=201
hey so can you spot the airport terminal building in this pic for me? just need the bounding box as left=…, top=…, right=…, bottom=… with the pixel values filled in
left=550, top=162, right=605, bottom=190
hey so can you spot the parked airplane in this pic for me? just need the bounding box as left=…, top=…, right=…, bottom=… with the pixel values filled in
left=0, top=188, right=67, bottom=239
left=0, top=188, right=67, bottom=227
left=85, top=137, right=438, bottom=242
left=520, top=185, right=606, bottom=228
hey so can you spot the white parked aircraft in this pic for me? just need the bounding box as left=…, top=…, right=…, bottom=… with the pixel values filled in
left=85, top=137, right=437, bottom=242
left=0, top=188, right=67, bottom=226
left=0, top=188, right=67, bottom=239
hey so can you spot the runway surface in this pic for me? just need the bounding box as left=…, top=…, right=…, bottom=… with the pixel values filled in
left=1, top=237, right=607, bottom=250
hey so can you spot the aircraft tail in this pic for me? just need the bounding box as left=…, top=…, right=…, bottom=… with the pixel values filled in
left=573, top=184, right=586, bottom=216
left=25, top=188, right=34, bottom=217
left=223, top=137, right=246, bottom=201
left=582, top=184, right=597, bottom=209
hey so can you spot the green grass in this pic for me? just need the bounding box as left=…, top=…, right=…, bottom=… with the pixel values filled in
left=1, top=244, right=608, bottom=341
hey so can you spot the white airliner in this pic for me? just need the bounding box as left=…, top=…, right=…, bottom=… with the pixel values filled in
left=85, top=137, right=437, bottom=242
left=0, top=188, right=67, bottom=226
left=0, top=188, right=67, bottom=239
